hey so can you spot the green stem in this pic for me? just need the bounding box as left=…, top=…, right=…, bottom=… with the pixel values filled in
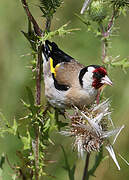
left=45, top=17, right=51, bottom=32
left=82, top=153, right=90, bottom=180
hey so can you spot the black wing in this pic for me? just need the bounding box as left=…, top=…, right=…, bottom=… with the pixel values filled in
left=42, top=40, right=73, bottom=67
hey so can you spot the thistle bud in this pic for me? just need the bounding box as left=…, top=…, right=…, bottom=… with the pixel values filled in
left=89, top=0, right=107, bottom=22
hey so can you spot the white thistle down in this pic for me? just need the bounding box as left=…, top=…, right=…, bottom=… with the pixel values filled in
left=61, top=99, right=124, bottom=170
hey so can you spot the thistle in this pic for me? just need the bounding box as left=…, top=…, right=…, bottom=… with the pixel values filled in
left=61, top=99, right=124, bottom=170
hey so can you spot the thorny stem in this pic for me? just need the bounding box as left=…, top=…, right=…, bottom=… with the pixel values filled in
left=21, top=0, right=42, bottom=36
left=34, top=45, right=42, bottom=180
left=21, top=1, right=43, bottom=179
left=101, top=38, right=108, bottom=63
left=34, top=16, right=52, bottom=180
left=100, top=8, right=117, bottom=63
left=36, top=46, right=42, bottom=105
left=21, top=1, right=53, bottom=179
left=82, top=153, right=90, bottom=180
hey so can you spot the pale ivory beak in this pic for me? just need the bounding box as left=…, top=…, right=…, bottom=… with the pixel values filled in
left=101, top=75, right=113, bottom=86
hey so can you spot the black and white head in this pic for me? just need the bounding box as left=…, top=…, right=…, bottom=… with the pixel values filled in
left=79, top=65, right=112, bottom=90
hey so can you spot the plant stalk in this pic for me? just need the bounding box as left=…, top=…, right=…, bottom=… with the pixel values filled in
left=34, top=45, right=42, bottom=180
left=100, top=8, right=116, bottom=63
left=82, top=153, right=90, bottom=180
left=21, top=0, right=42, bottom=36
left=21, top=1, right=43, bottom=179
left=45, top=17, right=51, bottom=32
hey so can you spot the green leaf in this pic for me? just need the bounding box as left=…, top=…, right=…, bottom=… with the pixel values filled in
left=47, top=111, right=55, bottom=121
left=61, top=145, right=75, bottom=180
left=40, top=23, right=80, bottom=42
left=88, top=147, right=104, bottom=178
left=56, top=121, right=68, bottom=130
left=24, top=87, right=40, bottom=115
left=111, top=58, right=129, bottom=72
left=20, top=131, right=31, bottom=150
left=12, top=118, right=18, bottom=136
left=21, top=99, right=30, bottom=109
left=39, top=0, right=63, bottom=17
left=0, top=112, right=18, bottom=136
left=43, top=118, right=51, bottom=132
left=54, top=109, right=68, bottom=131
left=75, top=13, right=90, bottom=26
left=0, top=112, right=8, bottom=126
left=21, top=19, right=38, bottom=52
left=26, top=86, right=35, bottom=107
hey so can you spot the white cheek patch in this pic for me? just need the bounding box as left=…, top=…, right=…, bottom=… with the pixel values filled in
left=87, top=66, right=95, bottom=73
left=82, top=66, right=95, bottom=89
left=83, top=67, right=95, bottom=81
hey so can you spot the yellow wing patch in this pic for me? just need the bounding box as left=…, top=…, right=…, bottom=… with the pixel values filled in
left=50, top=57, right=60, bottom=77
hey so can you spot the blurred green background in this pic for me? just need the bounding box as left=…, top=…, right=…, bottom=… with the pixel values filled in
left=0, top=0, right=129, bottom=179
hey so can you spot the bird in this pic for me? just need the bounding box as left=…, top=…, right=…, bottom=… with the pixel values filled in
left=42, top=40, right=112, bottom=110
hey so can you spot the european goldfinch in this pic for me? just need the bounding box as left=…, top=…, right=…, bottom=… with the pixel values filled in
left=42, top=40, right=112, bottom=109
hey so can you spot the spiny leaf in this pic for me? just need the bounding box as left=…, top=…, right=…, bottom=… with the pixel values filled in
left=21, top=99, right=30, bottom=109
left=25, top=87, right=40, bottom=115
left=111, top=58, right=129, bottom=72
left=0, top=112, right=8, bottom=126
left=11, top=118, right=18, bottom=136
left=61, top=145, right=75, bottom=180
left=26, top=86, right=35, bottom=107
left=47, top=111, right=55, bottom=120
left=40, top=23, right=80, bottom=42
left=0, top=112, right=18, bottom=136
left=61, top=145, right=70, bottom=170
left=43, top=118, right=51, bottom=132
left=111, top=0, right=129, bottom=8
left=39, top=0, right=63, bottom=17
left=21, top=19, right=38, bottom=52
left=20, top=130, right=31, bottom=150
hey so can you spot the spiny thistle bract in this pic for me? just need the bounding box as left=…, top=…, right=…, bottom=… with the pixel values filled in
left=89, top=0, right=107, bottom=22
left=61, top=99, right=124, bottom=170
left=39, top=0, right=63, bottom=17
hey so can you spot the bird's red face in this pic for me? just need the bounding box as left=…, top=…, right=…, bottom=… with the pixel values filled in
left=92, top=67, right=112, bottom=89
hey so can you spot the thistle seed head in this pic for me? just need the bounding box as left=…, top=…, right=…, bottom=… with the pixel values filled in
left=61, top=99, right=124, bottom=170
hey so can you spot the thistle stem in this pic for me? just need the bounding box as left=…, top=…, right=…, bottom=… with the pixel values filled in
left=45, top=17, right=51, bottom=32
left=20, top=1, right=42, bottom=179
left=82, top=153, right=90, bottom=180
left=36, top=46, right=42, bottom=105
left=34, top=46, right=42, bottom=180
left=21, top=0, right=42, bottom=36
left=100, top=8, right=117, bottom=63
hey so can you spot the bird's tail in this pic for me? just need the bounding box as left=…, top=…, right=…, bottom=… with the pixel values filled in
left=42, top=40, right=73, bottom=67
